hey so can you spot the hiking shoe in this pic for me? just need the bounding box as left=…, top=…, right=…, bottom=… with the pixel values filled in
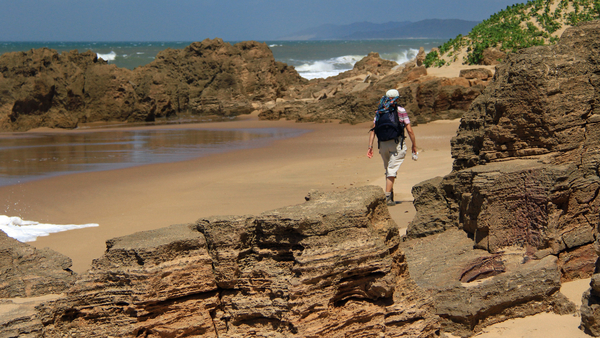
left=386, top=195, right=395, bottom=206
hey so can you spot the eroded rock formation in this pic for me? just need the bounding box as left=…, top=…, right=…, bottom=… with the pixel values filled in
left=0, top=39, right=306, bottom=131
left=0, top=231, right=76, bottom=337
left=0, top=39, right=489, bottom=131
left=403, top=20, right=600, bottom=336
left=2, top=186, right=441, bottom=337
left=0, top=48, right=150, bottom=131
left=259, top=52, right=489, bottom=124
left=132, top=39, right=306, bottom=119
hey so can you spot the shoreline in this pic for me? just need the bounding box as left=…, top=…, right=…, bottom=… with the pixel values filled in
left=0, top=116, right=459, bottom=273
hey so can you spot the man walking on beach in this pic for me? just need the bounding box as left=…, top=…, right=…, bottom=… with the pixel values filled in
left=367, top=89, right=417, bottom=206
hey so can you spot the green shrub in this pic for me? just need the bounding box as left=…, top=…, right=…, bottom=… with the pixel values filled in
left=431, top=0, right=600, bottom=65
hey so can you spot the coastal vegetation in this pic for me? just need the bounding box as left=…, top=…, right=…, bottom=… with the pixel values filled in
left=424, top=0, right=600, bottom=67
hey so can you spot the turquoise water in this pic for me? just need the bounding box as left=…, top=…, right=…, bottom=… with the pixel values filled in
left=0, top=39, right=446, bottom=79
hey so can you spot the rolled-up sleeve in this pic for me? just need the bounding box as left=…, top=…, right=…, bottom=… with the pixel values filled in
left=398, top=107, right=410, bottom=124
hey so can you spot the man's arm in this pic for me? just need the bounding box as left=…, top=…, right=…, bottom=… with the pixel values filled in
left=405, top=123, right=417, bottom=154
left=367, top=124, right=375, bottom=158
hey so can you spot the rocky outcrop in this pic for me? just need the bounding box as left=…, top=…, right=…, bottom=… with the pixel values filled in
left=0, top=231, right=76, bottom=298
left=132, top=39, right=306, bottom=118
left=0, top=48, right=152, bottom=131
left=0, top=40, right=489, bottom=130
left=482, top=47, right=506, bottom=65
left=401, top=229, right=575, bottom=336
left=402, top=20, right=600, bottom=336
left=260, top=52, right=489, bottom=125
left=0, top=231, right=76, bottom=337
left=409, top=20, right=600, bottom=256
left=0, top=39, right=306, bottom=131
left=11, top=187, right=440, bottom=337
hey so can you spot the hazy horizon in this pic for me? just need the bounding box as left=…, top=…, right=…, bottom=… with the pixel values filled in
left=0, top=0, right=529, bottom=42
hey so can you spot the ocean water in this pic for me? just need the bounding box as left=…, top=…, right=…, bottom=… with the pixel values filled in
left=0, top=39, right=445, bottom=79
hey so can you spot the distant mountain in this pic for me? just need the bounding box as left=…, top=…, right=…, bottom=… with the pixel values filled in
left=276, top=19, right=480, bottom=40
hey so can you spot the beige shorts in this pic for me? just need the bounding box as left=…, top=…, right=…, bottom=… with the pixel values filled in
left=379, top=139, right=407, bottom=177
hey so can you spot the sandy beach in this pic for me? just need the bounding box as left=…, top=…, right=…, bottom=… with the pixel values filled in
left=0, top=114, right=593, bottom=337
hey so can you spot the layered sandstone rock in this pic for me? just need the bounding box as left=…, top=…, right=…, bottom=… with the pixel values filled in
left=402, top=229, right=574, bottom=336
left=21, top=187, right=440, bottom=337
left=403, top=20, right=600, bottom=335
left=0, top=231, right=76, bottom=298
left=0, top=231, right=76, bottom=337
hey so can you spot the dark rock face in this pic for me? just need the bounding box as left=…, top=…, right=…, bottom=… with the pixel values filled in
left=0, top=48, right=150, bottom=131
left=26, top=187, right=440, bottom=337
left=132, top=39, right=306, bottom=118
left=0, top=39, right=307, bottom=131
left=403, top=21, right=600, bottom=335
left=0, top=231, right=76, bottom=298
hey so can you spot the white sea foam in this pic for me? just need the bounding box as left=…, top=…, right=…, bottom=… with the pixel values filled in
left=296, top=54, right=364, bottom=80
left=0, top=215, right=98, bottom=242
left=269, top=44, right=282, bottom=48
left=294, top=49, right=426, bottom=80
left=392, top=48, right=420, bottom=64
left=97, top=51, right=117, bottom=62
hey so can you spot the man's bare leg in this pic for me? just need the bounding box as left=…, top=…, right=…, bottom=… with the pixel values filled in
left=386, top=176, right=395, bottom=193
left=385, top=176, right=396, bottom=206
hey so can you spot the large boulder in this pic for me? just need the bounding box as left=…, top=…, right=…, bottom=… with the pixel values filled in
left=30, top=186, right=440, bottom=337
left=0, top=48, right=152, bottom=131
left=132, top=39, right=306, bottom=118
left=482, top=47, right=506, bottom=66
left=0, top=231, right=76, bottom=298
left=402, top=229, right=574, bottom=336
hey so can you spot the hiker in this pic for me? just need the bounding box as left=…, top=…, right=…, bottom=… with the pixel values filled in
left=367, top=89, right=417, bottom=206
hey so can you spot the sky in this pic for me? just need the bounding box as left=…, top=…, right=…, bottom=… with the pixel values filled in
left=0, top=0, right=529, bottom=41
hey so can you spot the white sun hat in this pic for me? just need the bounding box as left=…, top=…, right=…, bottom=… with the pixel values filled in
left=385, top=89, right=399, bottom=98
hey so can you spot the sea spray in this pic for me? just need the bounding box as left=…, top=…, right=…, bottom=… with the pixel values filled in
left=0, top=215, right=99, bottom=242
left=96, top=51, right=117, bottom=62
